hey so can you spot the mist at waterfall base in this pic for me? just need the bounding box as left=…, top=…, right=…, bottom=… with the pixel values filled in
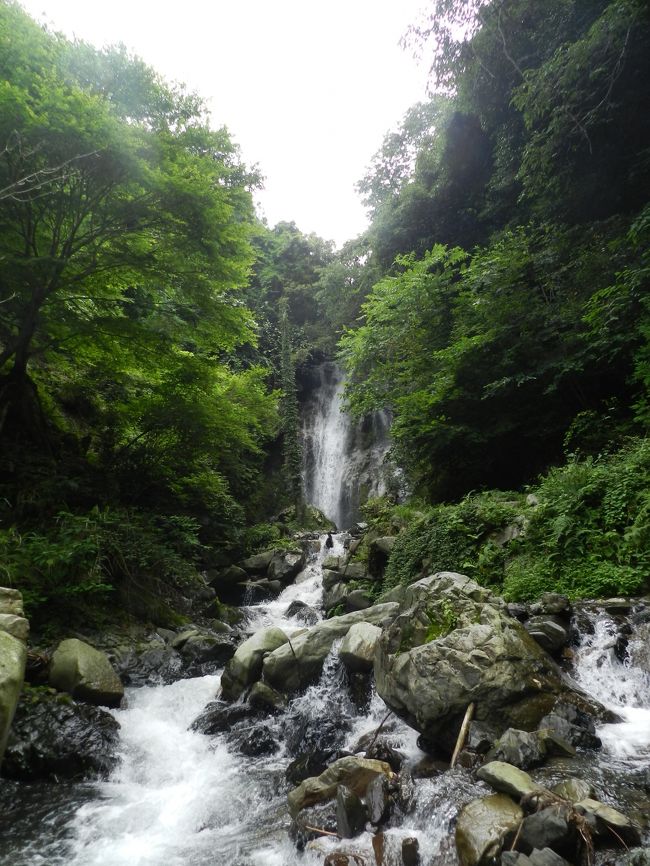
left=2, top=546, right=650, bottom=863
left=301, top=362, right=393, bottom=530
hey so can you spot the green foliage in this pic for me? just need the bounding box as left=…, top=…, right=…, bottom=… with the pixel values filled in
left=0, top=506, right=206, bottom=624
left=382, top=493, right=522, bottom=590
left=503, top=439, right=650, bottom=600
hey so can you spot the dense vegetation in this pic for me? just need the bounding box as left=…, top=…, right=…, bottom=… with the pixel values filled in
left=1, top=0, right=649, bottom=625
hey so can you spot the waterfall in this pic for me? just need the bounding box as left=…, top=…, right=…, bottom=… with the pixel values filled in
left=301, top=362, right=392, bottom=530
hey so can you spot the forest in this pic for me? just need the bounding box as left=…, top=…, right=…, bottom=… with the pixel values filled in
left=1, top=0, right=649, bottom=629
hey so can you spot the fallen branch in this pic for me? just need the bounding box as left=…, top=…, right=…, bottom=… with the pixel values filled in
left=366, top=709, right=394, bottom=752
left=304, top=825, right=339, bottom=838
left=450, top=702, right=475, bottom=768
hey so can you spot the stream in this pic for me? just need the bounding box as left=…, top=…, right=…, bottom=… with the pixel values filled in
left=2, top=543, right=650, bottom=865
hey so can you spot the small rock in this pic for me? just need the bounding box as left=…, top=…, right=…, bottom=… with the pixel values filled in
left=467, top=721, right=498, bottom=754
left=248, top=681, right=287, bottom=713
left=528, top=849, right=572, bottom=866
left=402, top=837, right=420, bottom=866
left=551, top=778, right=593, bottom=803
left=488, top=729, right=546, bottom=770
left=476, top=761, right=545, bottom=800
left=323, top=555, right=341, bottom=571
left=285, top=600, right=320, bottom=626
left=238, top=550, right=275, bottom=573
left=340, top=562, right=368, bottom=581
left=324, top=854, right=351, bottom=866
left=575, top=798, right=641, bottom=844
left=287, top=756, right=393, bottom=817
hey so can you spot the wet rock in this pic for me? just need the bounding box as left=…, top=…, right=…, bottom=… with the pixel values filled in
left=524, top=616, right=570, bottom=654
left=190, top=700, right=258, bottom=734
left=208, top=564, right=249, bottom=592
left=364, top=739, right=404, bottom=773
left=347, top=670, right=373, bottom=713
left=375, top=573, right=578, bottom=747
left=289, top=800, right=337, bottom=849
left=49, top=639, right=123, bottom=708
left=611, top=849, right=650, bottom=866
left=411, top=755, right=447, bottom=779
left=336, top=784, right=367, bottom=837
left=538, top=703, right=602, bottom=750
left=477, top=761, right=546, bottom=800
left=396, top=767, right=416, bottom=814
left=286, top=750, right=331, bottom=785
left=535, top=730, right=575, bottom=758
left=268, top=549, right=306, bottom=583
left=262, top=603, right=399, bottom=695
left=488, top=729, right=546, bottom=770
left=220, top=626, right=289, bottom=701
left=324, top=854, right=352, bottom=866
left=551, top=778, right=593, bottom=802
left=113, top=644, right=183, bottom=686
left=467, top=721, right=498, bottom=754
left=178, top=633, right=236, bottom=669
left=518, top=805, right=573, bottom=856
left=285, top=712, right=348, bottom=758
left=575, top=798, right=641, bottom=844
left=287, top=756, right=393, bottom=816
left=366, top=772, right=391, bottom=823
left=339, top=623, right=381, bottom=673
left=3, top=688, right=119, bottom=780
left=285, top=600, right=320, bottom=626
left=528, top=849, right=572, bottom=866
left=231, top=723, right=278, bottom=757
left=456, top=794, right=523, bottom=866
left=248, top=681, right=287, bottom=713
left=402, top=837, right=420, bottom=866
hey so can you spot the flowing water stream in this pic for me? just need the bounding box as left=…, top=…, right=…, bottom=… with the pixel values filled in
left=2, top=563, right=650, bottom=864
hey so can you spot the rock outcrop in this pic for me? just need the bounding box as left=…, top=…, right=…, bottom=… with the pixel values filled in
left=374, top=573, right=598, bottom=752
left=220, top=627, right=289, bottom=701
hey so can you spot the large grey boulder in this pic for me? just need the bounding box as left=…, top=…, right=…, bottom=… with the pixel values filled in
left=455, top=794, right=523, bottom=866
left=339, top=623, right=382, bottom=673
left=220, top=627, right=288, bottom=701
left=0, top=629, right=27, bottom=764
left=263, top=603, right=399, bottom=694
left=375, top=573, right=584, bottom=748
left=49, top=639, right=124, bottom=708
left=238, top=549, right=275, bottom=574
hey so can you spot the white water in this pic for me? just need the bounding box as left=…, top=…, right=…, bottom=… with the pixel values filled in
left=573, top=608, right=650, bottom=764
left=302, top=362, right=392, bottom=530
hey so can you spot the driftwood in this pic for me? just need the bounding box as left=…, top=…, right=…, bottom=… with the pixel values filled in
left=450, top=702, right=475, bottom=768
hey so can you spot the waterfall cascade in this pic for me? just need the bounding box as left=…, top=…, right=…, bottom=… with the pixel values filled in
left=301, top=362, right=392, bottom=530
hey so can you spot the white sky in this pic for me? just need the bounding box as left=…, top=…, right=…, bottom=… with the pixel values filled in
left=19, top=0, right=430, bottom=247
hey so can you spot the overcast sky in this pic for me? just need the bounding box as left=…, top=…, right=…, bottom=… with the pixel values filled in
left=19, top=0, right=430, bottom=247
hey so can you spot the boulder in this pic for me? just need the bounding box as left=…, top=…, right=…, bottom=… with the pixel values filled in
left=290, top=800, right=337, bottom=849
left=238, top=549, right=275, bottom=574
left=287, top=755, right=393, bottom=817
left=220, top=627, right=288, bottom=701
left=2, top=688, right=119, bottom=780
left=0, top=629, right=27, bottom=764
left=366, top=772, right=391, bottom=823
left=339, top=622, right=382, bottom=673
left=476, top=761, right=546, bottom=800
left=190, top=700, right=259, bottom=735
left=262, top=603, right=399, bottom=694
left=323, top=555, right=341, bottom=571
left=208, top=564, right=248, bottom=590
left=49, top=639, right=123, bottom=708
left=0, top=587, right=24, bottom=617
left=178, top=633, right=235, bottom=669
left=323, top=581, right=349, bottom=614
left=455, top=794, right=523, bottom=866
left=402, top=838, right=420, bottom=866
left=375, top=573, right=584, bottom=749
left=268, top=549, right=306, bottom=583
left=323, top=568, right=342, bottom=591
